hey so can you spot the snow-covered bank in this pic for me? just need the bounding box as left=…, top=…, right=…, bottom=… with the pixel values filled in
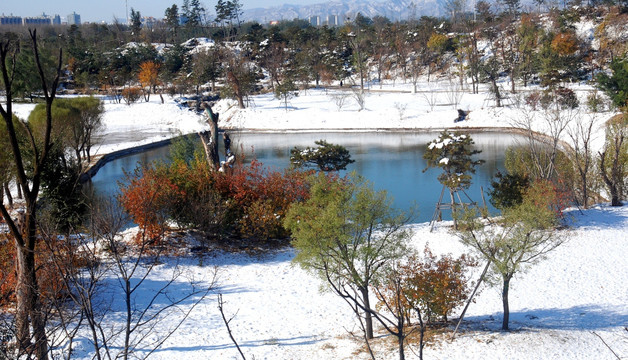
left=11, top=81, right=614, bottom=161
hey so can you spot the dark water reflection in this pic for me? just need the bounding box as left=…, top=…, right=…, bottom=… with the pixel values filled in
left=90, top=131, right=523, bottom=223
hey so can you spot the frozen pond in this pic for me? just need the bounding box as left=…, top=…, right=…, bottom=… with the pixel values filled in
left=89, top=131, right=525, bottom=223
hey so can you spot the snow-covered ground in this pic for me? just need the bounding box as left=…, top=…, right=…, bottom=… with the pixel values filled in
left=62, top=205, right=628, bottom=360
left=9, top=79, right=627, bottom=359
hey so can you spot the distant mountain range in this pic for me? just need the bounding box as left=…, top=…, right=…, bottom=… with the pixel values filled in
left=241, top=0, right=451, bottom=24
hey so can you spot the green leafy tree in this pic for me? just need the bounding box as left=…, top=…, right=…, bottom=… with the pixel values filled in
left=290, top=140, right=354, bottom=172
left=164, top=4, right=180, bottom=42
left=488, top=171, right=530, bottom=211
left=11, top=39, right=58, bottom=102
left=284, top=173, right=413, bottom=340
left=423, top=131, right=484, bottom=225
left=597, top=57, right=628, bottom=109
left=274, top=75, right=298, bottom=111
left=130, top=8, right=142, bottom=40
left=458, top=181, right=565, bottom=331
left=183, top=0, right=205, bottom=33
left=598, top=115, right=627, bottom=206
left=215, top=0, right=243, bottom=38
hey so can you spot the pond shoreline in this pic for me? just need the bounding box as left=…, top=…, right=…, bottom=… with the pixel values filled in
left=79, top=126, right=539, bottom=183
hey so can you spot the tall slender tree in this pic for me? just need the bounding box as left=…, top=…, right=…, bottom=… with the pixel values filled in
left=0, top=29, right=62, bottom=360
left=164, top=4, right=180, bottom=42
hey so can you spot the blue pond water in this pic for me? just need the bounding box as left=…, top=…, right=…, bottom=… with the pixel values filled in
left=89, top=131, right=524, bottom=223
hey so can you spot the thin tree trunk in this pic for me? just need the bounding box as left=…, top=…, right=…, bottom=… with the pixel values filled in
left=450, top=190, right=457, bottom=230
left=2, top=183, right=11, bottom=207
left=398, top=333, right=405, bottom=360
left=15, top=246, right=33, bottom=354
left=502, top=276, right=511, bottom=331
left=360, top=287, right=374, bottom=339
left=124, top=277, right=132, bottom=360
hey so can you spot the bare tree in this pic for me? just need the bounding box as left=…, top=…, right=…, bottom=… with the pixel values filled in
left=420, top=82, right=439, bottom=112
left=446, top=77, right=465, bottom=109
left=44, top=199, right=217, bottom=360
left=217, top=294, right=246, bottom=360
left=510, top=98, right=578, bottom=180
left=567, top=114, right=599, bottom=208
left=350, top=82, right=366, bottom=111
left=330, top=92, right=350, bottom=111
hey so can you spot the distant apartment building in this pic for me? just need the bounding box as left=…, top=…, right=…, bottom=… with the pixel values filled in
left=305, top=14, right=342, bottom=27
left=308, top=15, right=320, bottom=27
left=23, top=13, right=54, bottom=26
left=326, top=14, right=340, bottom=26
left=53, top=14, right=61, bottom=25
left=0, top=14, right=22, bottom=25
left=67, top=12, right=81, bottom=25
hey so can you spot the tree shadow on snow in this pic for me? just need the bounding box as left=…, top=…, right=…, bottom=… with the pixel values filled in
left=565, top=205, right=627, bottom=230
left=460, top=304, right=627, bottom=332
left=198, top=247, right=296, bottom=267
left=149, top=334, right=322, bottom=353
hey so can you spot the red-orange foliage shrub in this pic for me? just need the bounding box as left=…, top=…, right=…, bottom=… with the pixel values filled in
left=524, top=179, right=571, bottom=218
left=0, top=236, right=82, bottom=308
left=118, top=159, right=312, bottom=244
left=551, top=32, right=579, bottom=56
left=213, top=160, right=311, bottom=239
left=121, top=87, right=142, bottom=105
left=402, top=248, right=477, bottom=322
left=376, top=247, right=476, bottom=324
left=118, top=165, right=184, bottom=245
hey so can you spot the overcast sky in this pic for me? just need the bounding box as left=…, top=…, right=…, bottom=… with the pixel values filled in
left=1, top=0, right=323, bottom=23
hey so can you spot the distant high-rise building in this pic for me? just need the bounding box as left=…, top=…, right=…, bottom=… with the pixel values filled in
left=67, top=12, right=81, bottom=25
left=326, top=14, right=339, bottom=26
left=23, top=13, right=53, bottom=26
left=52, top=14, right=61, bottom=25
left=0, top=14, right=22, bottom=26
left=308, top=15, right=320, bottom=27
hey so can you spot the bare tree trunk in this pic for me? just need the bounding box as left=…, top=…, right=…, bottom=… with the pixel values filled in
left=218, top=294, right=246, bottom=360
left=199, top=105, right=220, bottom=171
left=417, top=309, right=425, bottom=360
left=491, top=79, right=501, bottom=107
left=398, top=333, right=405, bottom=360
